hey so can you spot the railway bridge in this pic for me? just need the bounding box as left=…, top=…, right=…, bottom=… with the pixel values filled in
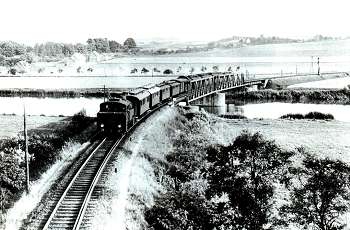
left=175, top=72, right=268, bottom=105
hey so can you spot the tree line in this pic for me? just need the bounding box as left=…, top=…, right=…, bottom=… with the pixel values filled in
left=0, top=38, right=137, bottom=67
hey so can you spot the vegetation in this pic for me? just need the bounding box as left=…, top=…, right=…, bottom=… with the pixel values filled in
left=227, top=88, right=350, bottom=104
left=219, top=114, right=247, bottom=119
left=280, top=153, right=350, bottom=230
left=0, top=88, right=132, bottom=98
left=0, top=111, right=94, bottom=223
left=145, top=109, right=350, bottom=230
left=206, top=132, right=295, bottom=229
left=0, top=38, right=138, bottom=68
left=163, top=69, right=173, bottom=75
left=280, top=112, right=334, bottom=120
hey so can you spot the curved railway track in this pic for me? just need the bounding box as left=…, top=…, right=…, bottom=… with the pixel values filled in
left=42, top=136, right=124, bottom=230
left=41, top=102, right=169, bottom=230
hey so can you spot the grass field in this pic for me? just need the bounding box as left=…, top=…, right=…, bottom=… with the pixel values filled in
left=0, top=115, right=64, bottom=138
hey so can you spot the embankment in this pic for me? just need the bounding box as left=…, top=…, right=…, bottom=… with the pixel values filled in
left=0, top=88, right=129, bottom=98
left=265, top=72, right=349, bottom=89
left=227, top=88, right=350, bottom=104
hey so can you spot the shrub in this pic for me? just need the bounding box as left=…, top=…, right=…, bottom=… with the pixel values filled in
left=280, top=112, right=334, bottom=120
left=163, top=69, right=173, bottom=75
left=141, top=67, right=149, bottom=74
left=219, top=114, right=247, bottom=119
left=280, top=113, right=304, bottom=119
left=304, top=111, right=334, bottom=120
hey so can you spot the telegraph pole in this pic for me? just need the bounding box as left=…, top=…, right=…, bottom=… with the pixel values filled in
left=23, top=105, right=30, bottom=194
left=103, top=85, right=106, bottom=102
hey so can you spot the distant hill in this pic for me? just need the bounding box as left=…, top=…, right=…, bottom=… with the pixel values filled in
left=137, top=34, right=343, bottom=55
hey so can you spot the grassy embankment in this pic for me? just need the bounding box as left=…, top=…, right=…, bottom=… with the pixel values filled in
left=227, top=88, right=350, bottom=105
left=145, top=109, right=350, bottom=230
left=0, top=88, right=129, bottom=98
left=228, top=72, right=350, bottom=104
left=265, top=72, right=349, bottom=89
left=0, top=111, right=96, bottom=224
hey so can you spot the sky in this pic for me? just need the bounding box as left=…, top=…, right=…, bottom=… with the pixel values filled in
left=1, top=0, right=350, bottom=44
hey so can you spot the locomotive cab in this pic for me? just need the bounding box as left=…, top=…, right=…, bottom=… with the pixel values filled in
left=97, top=98, right=135, bottom=134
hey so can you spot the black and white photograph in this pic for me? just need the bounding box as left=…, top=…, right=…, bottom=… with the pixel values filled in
left=1, top=0, right=350, bottom=229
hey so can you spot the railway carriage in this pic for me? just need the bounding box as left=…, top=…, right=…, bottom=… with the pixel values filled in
left=165, top=80, right=181, bottom=97
left=126, top=88, right=151, bottom=117
left=173, top=78, right=188, bottom=94
left=157, top=82, right=171, bottom=102
left=143, top=85, right=161, bottom=107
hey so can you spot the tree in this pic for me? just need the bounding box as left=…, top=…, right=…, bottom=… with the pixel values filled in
left=141, top=67, right=149, bottom=74
left=280, top=154, right=350, bottom=230
left=0, top=54, right=5, bottom=65
left=145, top=189, right=213, bottom=230
left=93, top=38, right=110, bottom=53
left=62, top=44, right=74, bottom=56
left=123, top=37, right=137, bottom=49
left=206, top=131, right=295, bottom=229
left=212, top=65, right=219, bottom=72
left=74, top=43, right=87, bottom=54
left=8, top=68, right=17, bottom=75
left=86, top=38, right=96, bottom=52
left=0, top=42, right=16, bottom=57
left=108, top=40, right=122, bottom=53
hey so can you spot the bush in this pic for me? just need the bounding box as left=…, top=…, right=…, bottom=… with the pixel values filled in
left=145, top=190, right=213, bottom=230
left=280, top=112, right=334, bottom=120
left=0, top=138, right=26, bottom=212
left=163, top=69, right=173, bottom=75
left=304, top=111, right=334, bottom=120
left=219, top=114, right=247, bottom=119
left=280, top=113, right=305, bottom=119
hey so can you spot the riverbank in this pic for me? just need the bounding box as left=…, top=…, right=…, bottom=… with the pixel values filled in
left=266, top=72, right=349, bottom=89
left=0, top=88, right=129, bottom=98
left=227, top=88, right=350, bottom=104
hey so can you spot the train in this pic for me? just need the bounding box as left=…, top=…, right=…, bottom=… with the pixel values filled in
left=97, top=72, right=245, bottom=133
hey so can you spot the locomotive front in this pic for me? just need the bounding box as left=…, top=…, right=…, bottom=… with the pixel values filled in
left=97, top=99, right=134, bottom=134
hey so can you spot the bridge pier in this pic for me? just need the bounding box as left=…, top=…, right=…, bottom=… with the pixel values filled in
left=247, top=85, right=258, bottom=92
left=214, top=93, right=226, bottom=107
left=189, top=93, right=226, bottom=115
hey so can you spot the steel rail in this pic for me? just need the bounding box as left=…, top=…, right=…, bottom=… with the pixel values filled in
left=72, top=134, right=126, bottom=229
left=42, top=138, right=107, bottom=230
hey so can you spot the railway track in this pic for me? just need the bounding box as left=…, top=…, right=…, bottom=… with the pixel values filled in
left=41, top=99, right=169, bottom=230
left=42, top=136, right=124, bottom=230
